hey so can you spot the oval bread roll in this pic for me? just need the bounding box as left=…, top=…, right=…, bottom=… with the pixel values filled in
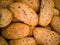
left=9, top=2, right=38, bottom=26
left=39, top=0, right=54, bottom=26
left=50, top=16, right=60, bottom=34
left=9, top=37, right=36, bottom=45
left=33, top=27, right=60, bottom=45
left=1, top=23, right=30, bottom=39
left=0, top=8, right=13, bottom=28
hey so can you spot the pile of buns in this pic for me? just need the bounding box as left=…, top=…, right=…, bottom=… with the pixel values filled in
left=0, top=0, right=60, bottom=45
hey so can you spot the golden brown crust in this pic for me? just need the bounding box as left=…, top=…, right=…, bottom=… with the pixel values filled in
left=33, top=27, right=60, bottom=45
left=39, top=0, right=54, bottom=26
left=16, top=0, right=40, bottom=11
left=50, top=16, right=60, bottom=34
left=9, top=2, right=38, bottom=26
left=9, top=37, right=36, bottom=45
left=1, top=23, right=30, bottom=39
left=0, top=8, right=13, bottom=28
